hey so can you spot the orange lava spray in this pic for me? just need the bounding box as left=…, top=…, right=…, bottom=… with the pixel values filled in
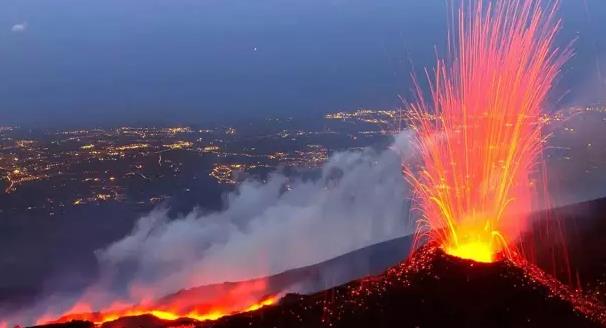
left=404, top=0, right=572, bottom=263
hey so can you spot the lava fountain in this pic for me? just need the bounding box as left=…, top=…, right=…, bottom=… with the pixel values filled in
left=404, top=0, right=572, bottom=263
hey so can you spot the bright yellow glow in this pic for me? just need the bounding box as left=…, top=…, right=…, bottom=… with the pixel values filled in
left=244, top=298, right=276, bottom=312
left=39, top=296, right=278, bottom=326
left=404, top=0, right=570, bottom=264
left=444, top=242, right=495, bottom=263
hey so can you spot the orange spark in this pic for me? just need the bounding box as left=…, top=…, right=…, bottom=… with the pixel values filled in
left=404, top=0, right=571, bottom=263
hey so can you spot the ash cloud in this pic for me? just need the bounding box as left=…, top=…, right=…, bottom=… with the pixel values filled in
left=5, top=132, right=414, bottom=325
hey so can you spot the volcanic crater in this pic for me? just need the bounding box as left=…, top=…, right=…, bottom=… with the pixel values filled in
left=36, top=244, right=606, bottom=328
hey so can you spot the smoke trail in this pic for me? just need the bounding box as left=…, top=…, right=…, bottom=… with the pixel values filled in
left=4, top=132, right=414, bottom=325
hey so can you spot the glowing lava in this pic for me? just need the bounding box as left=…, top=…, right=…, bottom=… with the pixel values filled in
left=35, top=279, right=278, bottom=326
left=37, top=296, right=277, bottom=325
left=445, top=240, right=495, bottom=263
left=404, top=0, right=571, bottom=263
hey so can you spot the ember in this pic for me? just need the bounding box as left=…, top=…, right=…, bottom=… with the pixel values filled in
left=404, top=0, right=572, bottom=263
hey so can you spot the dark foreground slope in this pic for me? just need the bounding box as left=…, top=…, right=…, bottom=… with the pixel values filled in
left=528, top=197, right=606, bottom=304
left=29, top=197, right=606, bottom=328
left=203, top=246, right=605, bottom=328
left=51, top=246, right=606, bottom=328
left=152, top=235, right=412, bottom=311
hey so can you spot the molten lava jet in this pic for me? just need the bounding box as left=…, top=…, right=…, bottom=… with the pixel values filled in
left=404, top=0, right=572, bottom=263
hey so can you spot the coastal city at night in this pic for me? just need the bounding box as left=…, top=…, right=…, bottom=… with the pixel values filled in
left=2, top=106, right=605, bottom=217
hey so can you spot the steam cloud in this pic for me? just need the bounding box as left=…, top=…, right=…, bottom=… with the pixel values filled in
left=96, top=132, right=413, bottom=299
left=5, top=132, right=414, bottom=325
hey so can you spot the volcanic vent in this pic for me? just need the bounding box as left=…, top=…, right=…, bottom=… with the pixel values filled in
left=201, top=245, right=605, bottom=328
left=29, top=243, right=606, bottom=328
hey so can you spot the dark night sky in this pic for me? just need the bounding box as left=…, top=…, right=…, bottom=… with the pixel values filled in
left=0, top=0, right=604, bottom=127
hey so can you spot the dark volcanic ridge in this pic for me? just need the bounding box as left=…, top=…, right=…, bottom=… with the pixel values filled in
left=205, top=245, right=605, bottom=328
left=34, top=245, right=606, bottom=328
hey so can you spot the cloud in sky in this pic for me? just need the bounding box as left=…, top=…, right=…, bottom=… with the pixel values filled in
left=11, top=22, right=27, bottom=33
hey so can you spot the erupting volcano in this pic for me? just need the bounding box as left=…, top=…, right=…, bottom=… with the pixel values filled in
left=404, top=0, right=572, bottom=264
left=17, top=1, right=606, bottom=328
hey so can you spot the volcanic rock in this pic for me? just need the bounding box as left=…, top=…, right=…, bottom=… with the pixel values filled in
left=44, top=245, right=606, bottom=328
left=205, top=245, right=605, bottom=328
left=30, top=195, right=606, bottom=328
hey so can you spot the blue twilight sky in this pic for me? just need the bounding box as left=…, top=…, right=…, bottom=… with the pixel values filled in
left=0, top=0, right=604, bottom=127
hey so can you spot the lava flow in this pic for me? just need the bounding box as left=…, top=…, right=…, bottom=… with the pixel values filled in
left=35, top=279, right=278, bottom=326
left=404, top=0, right=572, bottom=263
left=39, top=297, right=276, bottom=326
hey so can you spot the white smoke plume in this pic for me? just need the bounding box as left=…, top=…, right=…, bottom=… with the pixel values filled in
left=96, top=132, right=413, bottom=299
left=5, top=132, right=414, bottom=325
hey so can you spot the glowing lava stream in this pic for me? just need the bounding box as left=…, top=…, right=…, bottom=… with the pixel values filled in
left=38, top=296, right=277, bottom=326
left=404, top=0, right=572, bottom=263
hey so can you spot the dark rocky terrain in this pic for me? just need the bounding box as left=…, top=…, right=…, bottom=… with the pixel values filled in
left=28, top=197, right=606, bottom=328
left=203, top=245, right=605, bottom=328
